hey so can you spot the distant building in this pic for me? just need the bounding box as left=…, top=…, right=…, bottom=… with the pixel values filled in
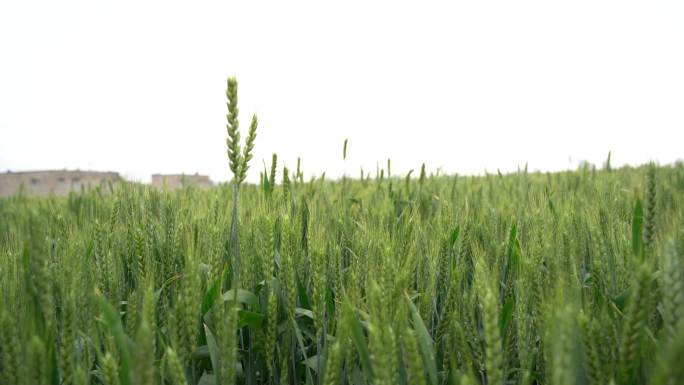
left=151, top=173, right=212, bottom=189
left=0, top=170, right=121, bottom=197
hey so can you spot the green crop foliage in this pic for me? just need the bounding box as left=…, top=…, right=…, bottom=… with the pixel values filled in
left=1, top=79, right=684, bottom=385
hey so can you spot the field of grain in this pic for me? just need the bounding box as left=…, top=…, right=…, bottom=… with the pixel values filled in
left=1, top=79, right=683, bottom=385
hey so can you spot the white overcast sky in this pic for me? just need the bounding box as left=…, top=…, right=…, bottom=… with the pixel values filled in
left=1, top=1, right=683, bottom=183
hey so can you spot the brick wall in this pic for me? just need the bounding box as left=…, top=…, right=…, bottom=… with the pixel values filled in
left=0, top=170, right=121, bottom=197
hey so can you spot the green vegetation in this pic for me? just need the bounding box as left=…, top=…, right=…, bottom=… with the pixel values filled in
left=1, top=79, right=684, bottom=385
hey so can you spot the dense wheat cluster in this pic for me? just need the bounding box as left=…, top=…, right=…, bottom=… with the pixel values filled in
left=1, top=81, right=684, bottom=385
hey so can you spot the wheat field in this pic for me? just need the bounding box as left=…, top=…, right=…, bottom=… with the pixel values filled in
left=1, top=79, right=683, bottom=385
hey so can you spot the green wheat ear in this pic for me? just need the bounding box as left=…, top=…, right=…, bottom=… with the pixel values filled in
left=165, top=347, right=189, bottom=385
left=239, top=114, right=258, bottom=184
left=226, top=77, right=242, bottom=180
left=282, top=166, right=291, bottom=198
left=270, top=153, right=278, bottom=189
left=617, top=263, right=651, bottom=384
left=661, top=239, right=683, bottom=339
left=643, top=163, right=657, bottom=257
left=226, top=77, right=258, bottom=185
